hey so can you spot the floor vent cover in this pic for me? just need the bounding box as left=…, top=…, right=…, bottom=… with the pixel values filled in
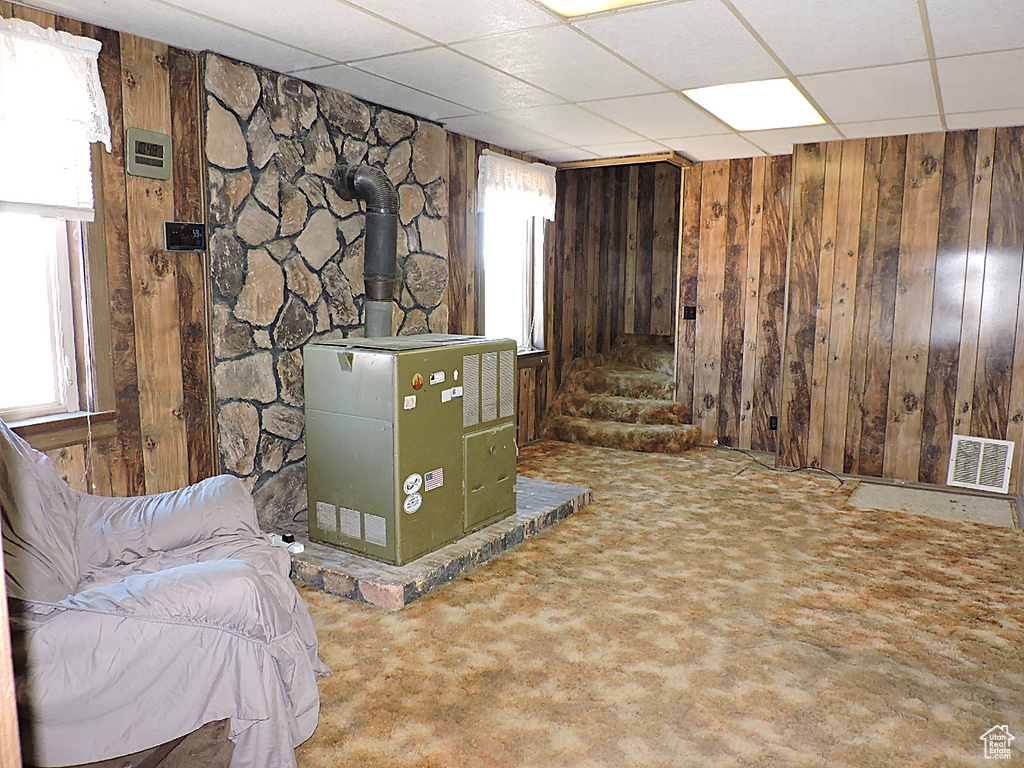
left=947, top=435, right=1014, bottom=494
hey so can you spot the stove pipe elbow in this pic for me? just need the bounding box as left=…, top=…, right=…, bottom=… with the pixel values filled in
left=333, top=165, right=399, bottom=337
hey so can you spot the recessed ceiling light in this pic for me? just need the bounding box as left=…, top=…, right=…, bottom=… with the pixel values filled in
left=683, top=78, right=825, bottom=132
left=537, top=0, right=661, bottom=18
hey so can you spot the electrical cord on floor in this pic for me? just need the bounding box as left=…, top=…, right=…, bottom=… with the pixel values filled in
left=712, top=442, right=845, bottom=487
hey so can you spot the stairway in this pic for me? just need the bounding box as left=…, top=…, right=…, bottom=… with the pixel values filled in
left=542, top=335, right=699, bottom=454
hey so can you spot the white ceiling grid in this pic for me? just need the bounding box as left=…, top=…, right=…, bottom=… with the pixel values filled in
left=18, top=0, right=1024, bottom=163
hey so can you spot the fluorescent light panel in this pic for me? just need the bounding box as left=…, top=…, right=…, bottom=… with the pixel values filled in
left=684, top=78, right=825, bottom=131
left=537, top=0, right=661, bottom=18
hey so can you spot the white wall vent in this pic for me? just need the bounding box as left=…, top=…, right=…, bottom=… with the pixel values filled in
left=947, top=435, right=1014, bottom=494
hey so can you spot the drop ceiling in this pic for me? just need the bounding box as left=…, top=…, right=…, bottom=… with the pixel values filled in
left=20, top=0, right=1024, bottom=163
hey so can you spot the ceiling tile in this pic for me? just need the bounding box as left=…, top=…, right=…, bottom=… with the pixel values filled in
left=443, top=114, right=567, bottom=153
left=730, top=0, right=926, bottom=75
left=531, top=147, right=600, bottom=164
left=454, top=25, right=662, bottom=102
left=664, top=134, right=765, bottom=161
left=926, top=0, right=1024, bottom=58
left=800, top=61, right=939, bottom=123
left=741, top=124, right=841, bottom=155
left=578, top=140, right=672, bottom=158
left=495, top=104, right=642, bottom=145
left=25, top=0, right=331, bottom=72
left=164, top=0, right=427, bottom=62
left=575, top=0, right=784, bottom=90
left=346, top=0, right=556, bottom=44
left=583, top=93, right=725, bottom=139
left=938, top=50, right=1024, bottom=114
left=295, top=65, right=473, bottom=121
left=946, top=108, right=1024, bottom=131
left=354, top=48, right=563, bottom=113
left=837, top=116, right=944, bottom=139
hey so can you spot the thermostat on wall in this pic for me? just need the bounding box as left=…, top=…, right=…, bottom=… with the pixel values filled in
left=165, top=222, right=206, bottom=252
left=126, top=127, right=171, bottom=180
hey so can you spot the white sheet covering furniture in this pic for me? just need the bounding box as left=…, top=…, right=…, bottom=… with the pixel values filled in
left=0, top=419, right=328, bottom=767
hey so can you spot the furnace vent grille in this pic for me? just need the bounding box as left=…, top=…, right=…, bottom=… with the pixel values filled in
left=363, top=514, right=387, bottom=547
left=947, top=435, right=1014, bottom=494
left=463, top=353, right=479, bottom=427
left=499, top=349, right=515, bottom=419
left=339, top=506, right=361, bottom=539
left=481, top=352, right=498, bottom=423
left=316, top=501, right=337, bottom=533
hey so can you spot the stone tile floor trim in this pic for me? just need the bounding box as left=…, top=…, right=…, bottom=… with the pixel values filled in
left=273, top=475, right=590, bottom=610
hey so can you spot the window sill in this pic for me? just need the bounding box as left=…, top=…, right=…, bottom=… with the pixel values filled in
left=10, top=410, right=117, bottom=451
left=518, top=349, right=549, bottom=369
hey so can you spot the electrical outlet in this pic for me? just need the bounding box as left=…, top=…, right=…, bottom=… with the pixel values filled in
left=769, top=415, right=778, bottom=430
left=682, top=305, right=697, bottom=320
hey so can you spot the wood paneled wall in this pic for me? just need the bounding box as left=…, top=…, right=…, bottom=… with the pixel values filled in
left=2, top=3, right=213, bottom=496
left=548, top=163, right=680, bottom=387
left=445, top=133, right=551, bottom=444
left=779, top=128, right=1024, bottom=493
left=674, top=156, right=792, bottom=452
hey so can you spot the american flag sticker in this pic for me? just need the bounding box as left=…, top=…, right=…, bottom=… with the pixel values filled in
left=424, top=468, right=444, bottom=491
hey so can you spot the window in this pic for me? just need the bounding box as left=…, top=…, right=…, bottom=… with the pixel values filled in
left=478, top=151, right=556, bottom=351
left=482, top=211, right=545, bottom=350
left=0, top=214, right=88, bottom=421
left=0, top=18, right=111, bottom=423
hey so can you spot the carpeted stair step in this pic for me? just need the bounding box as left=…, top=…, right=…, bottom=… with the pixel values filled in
left=547, top=416, right=699, bottom=454
left=603, top=343, right=675, bottom=376
left=565, top=365, right=675, bottom=400
left=562, top=394, right=689, bottom=425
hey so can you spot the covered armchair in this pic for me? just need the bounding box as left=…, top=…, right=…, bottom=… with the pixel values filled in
left=0, top=419, right=328, bottom=767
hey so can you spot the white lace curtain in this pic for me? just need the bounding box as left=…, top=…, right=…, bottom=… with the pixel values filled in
left=0, top=18, right=111, bottom=221
left=477, top=150, right=556, bottom=221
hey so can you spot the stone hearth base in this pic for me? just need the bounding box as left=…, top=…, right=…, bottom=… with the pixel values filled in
left=274, top=476, right=590, bottom=610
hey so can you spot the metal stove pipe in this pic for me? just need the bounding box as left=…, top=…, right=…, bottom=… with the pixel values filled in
left=333, top=165, right=398, bottom=337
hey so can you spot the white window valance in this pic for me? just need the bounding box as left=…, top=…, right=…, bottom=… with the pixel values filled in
left=477, top=150, right=556, bottom=222
left=0, top=18, right=111, bottom=221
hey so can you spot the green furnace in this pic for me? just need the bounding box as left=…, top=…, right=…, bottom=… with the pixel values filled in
left=303, top=334, right=518, bottom=565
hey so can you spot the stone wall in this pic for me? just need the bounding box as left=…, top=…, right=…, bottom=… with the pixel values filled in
left=204, top=53, right=449, bottom=525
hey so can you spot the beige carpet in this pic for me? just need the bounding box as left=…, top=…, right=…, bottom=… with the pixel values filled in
left=297, top=441, right=1024, bottom=767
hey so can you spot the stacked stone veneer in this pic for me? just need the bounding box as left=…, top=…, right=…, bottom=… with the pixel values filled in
left=204, top=53, right=449, bottom=525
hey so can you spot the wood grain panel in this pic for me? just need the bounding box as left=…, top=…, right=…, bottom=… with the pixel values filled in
left=717, top=158, right=751, bottom=447
left=675, top=165, right=700, bottom=423
left=121, top=35, right=189, bottom=494
left=972, top=126, right=1024, bottom=442
left=821, top=139, right=865, bottom=469
left=693, top=161, right=730, bottom=442
left=883, top=131, right=945, bottom=482
left=751, top=156, right=791, bottom=453
left=445, top=134, right=474, bottom=334
left=919, top=130, right=977, bottom=484
left=806, top=142, right=842, bottom=467
left=634, top=165, right=656, bottom=334
left=843, top=137, right=883, bottom=474
left=623, top=165, right=640, bottom=335
left=779, top=143, right=825, bottom=467
left=651, top=163, right=679, bottom=336
left=952, top=128, right=996, bottom=439
left=855, top=135, right=906, bottom=477
left=169, top=48, right=214, bottom=485
left=737, top=157, right=765, bottom=449
left=583, top=169, right=601, bottom=357
left=91, top=22, right=145, bottom=497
